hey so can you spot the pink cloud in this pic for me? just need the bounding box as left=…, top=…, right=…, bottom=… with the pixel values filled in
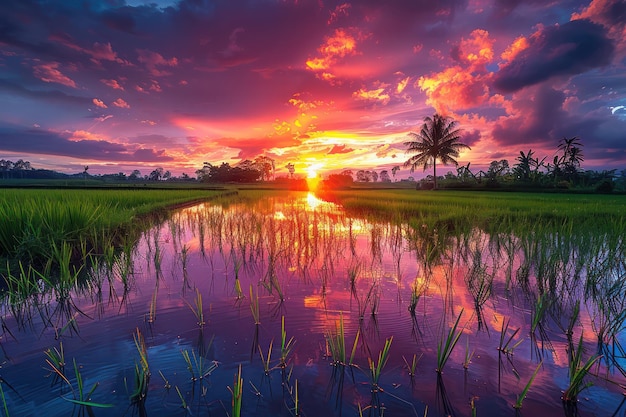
left=93, top=98, right=108, bottom=108
left=113, top=98, right=130, bottom=108
left=101, top=79, right=124, bottom=90
left=33, top=62, right=76, bottom=88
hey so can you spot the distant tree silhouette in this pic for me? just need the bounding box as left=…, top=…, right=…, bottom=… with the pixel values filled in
left=404, top=114, right=470, bottom=190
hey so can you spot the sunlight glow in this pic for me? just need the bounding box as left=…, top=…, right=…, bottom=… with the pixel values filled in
left=306, top=192, right=324, bottom=210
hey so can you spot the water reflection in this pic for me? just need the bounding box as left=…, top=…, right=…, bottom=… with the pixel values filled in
left=0, top=191, right=625, bottom=417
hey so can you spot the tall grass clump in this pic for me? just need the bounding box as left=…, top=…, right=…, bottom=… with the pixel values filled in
left=436, top=309, right=464, bottom=374
left=562, top=335, right=601, bottom=403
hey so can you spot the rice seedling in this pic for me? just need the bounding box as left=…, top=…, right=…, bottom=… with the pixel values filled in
left=174, top=385, right=189, bottom=412
left=184, top=288, right=206, bottom=327
left=181, top=349, right=218, bottom=382
left=498, top=317, right=523, bottom=355
left=44, top=342, right=66, bottom=383
left=47, top=357, right=113, bottom=409
left=280, top=316, right=295, bottom=369
left=250, top=285, right=261, bottom=325
left=228, top=364, right=243, bottom=417
left=259, top=340, right=273, bottom=375
left=0, top=383, right=9, bottom=417
left=513, top=361, right=542, bottom=409
left=368, top=336, right=393, bottom=391
left=326, top=313, right=359, bottom=367
left=463, top=336, right=475, bottom=370
left=129, top=328, right=150, bottom=404
left=436, top=309, right=464, bottom=374
left=402, top=353, right=422, bottom=378
left=562, top=335, right=602, bottom=403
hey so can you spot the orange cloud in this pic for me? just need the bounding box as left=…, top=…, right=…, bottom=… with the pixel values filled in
left=93, top=98, right=107, bottom=108
left=455, top=29, right=495, bottom=69
left=113, top=98, right=130, bottom=108
left=500, top=36, right=529, bottom=63
left=418, top=66, right=493, bottom=114
left=33, top=62, right=76, bottom=88
left=353, top=87, right=390, bottom=105
left=396, top=76, right=410, bottom=93
left=417, top=29, right=496, bottom=114
left=306, top=28, right=358, bottom=79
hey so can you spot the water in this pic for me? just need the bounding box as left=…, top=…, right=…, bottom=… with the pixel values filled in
left=1, top=191, right=625, bottom=416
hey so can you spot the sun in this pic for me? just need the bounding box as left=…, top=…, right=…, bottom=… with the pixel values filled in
left=306, top=162, right=323, bottom=179
left=306, top=162, right=323, bottom=191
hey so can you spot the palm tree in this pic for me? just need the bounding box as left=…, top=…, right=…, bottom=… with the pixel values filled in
left=404, top=114, right=470, bottom=190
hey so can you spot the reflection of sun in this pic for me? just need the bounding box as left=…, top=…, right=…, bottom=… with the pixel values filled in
left=306, top=192, right=323, bottom=209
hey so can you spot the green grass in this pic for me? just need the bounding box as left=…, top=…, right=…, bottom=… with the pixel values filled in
left=316, top=189, right=626, bottom=236
left=0, top=188, right=233, bottom=277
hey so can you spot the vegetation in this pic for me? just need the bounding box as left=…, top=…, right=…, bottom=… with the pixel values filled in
left=0, top=188, right=232, bottom=271
left=404, top=113, right=471, bottom=190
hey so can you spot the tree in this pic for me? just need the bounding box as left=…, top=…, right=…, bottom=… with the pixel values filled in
left=391, top=166, right=400, bottom=181
left=255, top=156, right=275, bottom=181
left=404, top=114, right=470, bottom=190
left=148, top=167, right=164, bottom=181
left=557, top=136, right=584, bottom=182
left=285, top=163, right=295, bottom=178
left=380, top=170, right=391, bottom=183
left=486, top=159, right=509, bottom=182
left=129, top=169, right=142, bottom=180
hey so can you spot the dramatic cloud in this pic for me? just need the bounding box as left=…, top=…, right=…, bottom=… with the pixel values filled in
left=0, top=0, right=623, bottom=175
left=494, top=20, right=615, bottom=92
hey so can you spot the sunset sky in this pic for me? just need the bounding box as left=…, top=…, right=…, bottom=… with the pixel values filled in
left=1, top=0, right=624, bottom=178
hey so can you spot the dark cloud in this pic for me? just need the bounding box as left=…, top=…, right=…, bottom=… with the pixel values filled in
left=0, top=127, right=172, bottom=162
left=492, top=84, right=626, bottom=167
left=461, top=129, right=481, bottom=147
left=494, top=19, right=615, bottom=92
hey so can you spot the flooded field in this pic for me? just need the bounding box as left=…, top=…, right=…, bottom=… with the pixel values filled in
left=1, top=191, right=625, bottom=417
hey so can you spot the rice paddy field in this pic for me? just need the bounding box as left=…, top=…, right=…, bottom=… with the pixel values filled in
left=0, top=188, right=625, bottom=417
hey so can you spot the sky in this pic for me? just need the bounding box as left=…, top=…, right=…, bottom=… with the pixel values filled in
left=0, top=0, right=625, bottom=179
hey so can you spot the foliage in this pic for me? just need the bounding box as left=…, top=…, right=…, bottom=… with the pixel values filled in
left=404, top=113, right=471, bottom=190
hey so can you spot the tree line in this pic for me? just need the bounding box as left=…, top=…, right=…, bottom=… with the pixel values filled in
left=401, top=113, right=622, bottom=193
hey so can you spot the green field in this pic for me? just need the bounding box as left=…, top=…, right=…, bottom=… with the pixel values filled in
left=317, top=188, right=626, bottom=235
left=0, top=188, right=235, bottom=268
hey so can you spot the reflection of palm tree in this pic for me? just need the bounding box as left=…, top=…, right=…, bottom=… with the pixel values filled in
left=404, top=114, right=470, bottom=190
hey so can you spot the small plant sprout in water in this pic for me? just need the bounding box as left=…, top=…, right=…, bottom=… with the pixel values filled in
left=259, top=340, right=273, bottom=375
left=280, top=316, right=295, bottom=369
left=562, top=334, right=602, bottom=403
left=185, top=288, right=206, bottom=327
left=233, top=255, right=243, bottom=299
left=368, top=336, right=393, bottom=392
left=129, top=328, right=150, bottom=404
left=463, top=336, right=475, bottom=370
left=44, top=342, right=66, bottom=382
left=47, top=356, right=113, bottom=410
left=403, top=353, right=422, bottom=378
left=228, top=364, right=243, bottom=417
left=181, top=349, right=218, bottom=382
left=514, top=361, right=542, bottom=409
left=250, top=284, right=261, bottom=325
left=498, top=317, right=523, bottom=355
left=436, top=309, right=465, bottom=374
left=326, top=312, right=360, bottom=367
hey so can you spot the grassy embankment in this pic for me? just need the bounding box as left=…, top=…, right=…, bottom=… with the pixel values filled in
left=0, top=188, right=235, bottom=271
left=317, top=188, right=626, bottom=235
